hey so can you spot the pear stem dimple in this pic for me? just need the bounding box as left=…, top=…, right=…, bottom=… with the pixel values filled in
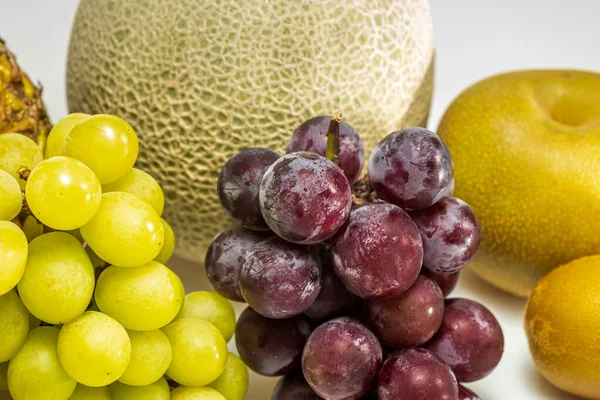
left=326, top=113, right=342, bottom=165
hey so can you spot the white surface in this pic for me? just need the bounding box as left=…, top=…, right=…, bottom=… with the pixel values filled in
left=1, top=1, right=598, bottom=399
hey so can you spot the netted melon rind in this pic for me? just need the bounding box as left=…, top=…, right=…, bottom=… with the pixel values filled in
left=66, top=0, right=435, bottom=262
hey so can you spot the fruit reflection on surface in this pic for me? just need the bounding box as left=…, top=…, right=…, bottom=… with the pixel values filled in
left=302, top=317, right=382, bottom=400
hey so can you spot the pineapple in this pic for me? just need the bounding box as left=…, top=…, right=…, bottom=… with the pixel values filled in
left=0, top=37, right=51, bottom=149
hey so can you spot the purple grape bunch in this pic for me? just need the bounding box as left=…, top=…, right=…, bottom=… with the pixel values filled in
left=208, top=115, right=503, bottom=399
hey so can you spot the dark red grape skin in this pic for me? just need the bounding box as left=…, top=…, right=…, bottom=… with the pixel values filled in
left=204, top=228, right=270, bottom=302
left=259, top=152, right=352, bottom=244
left=272, top=371, right=322, bottom=400
left=377, top=348, right=458, bottom=400
left=236, top=307, right=313, bottom=377
left=303, top=249, right=360, bottom=321
left=332, top=203, right=423, bottom=299
left=287, top=116, right=365, bottom=184
left=239, top=237, right=322, bottom=319
left=410, top=197, right=481, bottom=274
left=302, top=317, right=382, bottom=400
left=363, top=274, right=444, bottom=348
left=218, top=147, right=281, bottom=230
left=423, top=269, right=460, bottom=297
left=458, top=384, right=481, bottom=400
left=424, top=298, right=504, bottom=382
left=368, top=127, right=454, bottom=210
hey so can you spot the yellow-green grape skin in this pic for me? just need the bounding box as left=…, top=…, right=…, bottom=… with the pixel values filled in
left=68, top=384, right=112, bottom=400
left=26, top=156, right=102, bottom=230
left=45, top=113, right=91, bottom=159
left=208, top=353, right=249, bottom=400
left=119, top=330, right=172, bottom=386
left=0, top=133, right=43, bottom=189
left=161, top=318, right=228, bottom=387
left=109, top=377, right=170, bottom=400
left=64, top=114, right=139, bottom=185
left=0, top=362, right=7, bottom=391
left=85, top=245, right=106, bottom=268
left=58, top=311, right=131, bottom=387
left=176, top=291, right=236, bottom=342
left=8, top=327, right=76, bottom=399
left=0, top=169, right=22, bottom=221
left=0, top=291, right=29, bottom=362
left=21, top=215, right=43, bottom=242
left=95, top=261, right=183, bottom=331
left=155, top=218, right=175, bottom=264
left=171, top=386, right=226, bottom=400
left=102, top=168, right=165, bottom=215
left=18, top=232, right=94, bottom=324
left=0, top=221, right=28, bottom=295
left=80, top=192, right=164, bottom=267
left=27, top=311, right=41, bottom=332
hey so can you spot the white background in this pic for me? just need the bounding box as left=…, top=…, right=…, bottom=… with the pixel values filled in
left=1, top=1, right=599, bottom=399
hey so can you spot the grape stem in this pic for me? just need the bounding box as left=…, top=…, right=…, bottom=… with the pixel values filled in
left=18, top=167, right=30, bottom=181
left=325, top=113, right=342, bottom=165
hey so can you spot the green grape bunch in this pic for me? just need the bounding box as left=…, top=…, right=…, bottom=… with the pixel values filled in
left=0, top=114, right=245, bottom=400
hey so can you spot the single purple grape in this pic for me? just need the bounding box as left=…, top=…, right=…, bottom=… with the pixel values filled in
left=204, top=227, right=270, bottom=302
left=458, top=384, right=481, bottom=400
left=303, top=248, right=360, bottom=321
left=259, top=152, right=352, bottom=244
left=287, top=116, right=365, bottom=184
left=423, top=269, right=460, bottom=297
left=218, top=147, right=281, bottom=230
left=239, top=237, right=322, bottom=319
left=332, top=203, right=423, bottom=299
left=424, top=298, right=504, bottom=382
left=410, top=197, right=481, bottom=274
left=302, top=317, right=382, bottom=400
left=377, top=348, right=458, bottom=400
left=364, top=274, right=444, bottom=348
left=236, top=307, right=312, bottom=377
left=368, top=127, right=454, bottom=210
left=272, top=371, right=322, bottom=400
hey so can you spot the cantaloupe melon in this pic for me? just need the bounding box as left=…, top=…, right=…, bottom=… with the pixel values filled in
left=67, top=0, right=435, bottom=261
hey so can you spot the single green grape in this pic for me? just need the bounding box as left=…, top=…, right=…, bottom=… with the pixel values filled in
left=68, top=384, right=111, bottom=400
left=176, top=291, right=236, bottom=342
left=45, top=113, right=91, bottom=159
left=58, top=311, right=131, bottom=387
left=0, top=169, right=22, bottom=221
left=0, top=290, right=28, bottom=362
left=85, top=245, right=107, bottom=268
left=171, top=386, right=226, bottom=400
left=109, top=377, right=170, bottom=400
left=155, top=218, right=175, bottom=264
left=0, top=362, right=7, bottom=391
left=26, top=156, right=102, bottom=230
left=8, top=327, right=76, bottom=399
left=161, top=318, right=228, bottom=387
left=119, top=329, right=172, bottom=386
left=102, top=168, right=165, bottom=215
left=21, top=215, right=43, bottom=242
left=0, top=133, right=43, bottom=189
left=95, top=261, right=183, bottom=331
left=80, top=192, right=164, bottom=267
left=0, top=221, right=28, bottom=295
left=208, top=353, right=249, bottom=400
left=18, top=232, right=94, bottom=324
left=64, top=114, right=139, bottom=184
